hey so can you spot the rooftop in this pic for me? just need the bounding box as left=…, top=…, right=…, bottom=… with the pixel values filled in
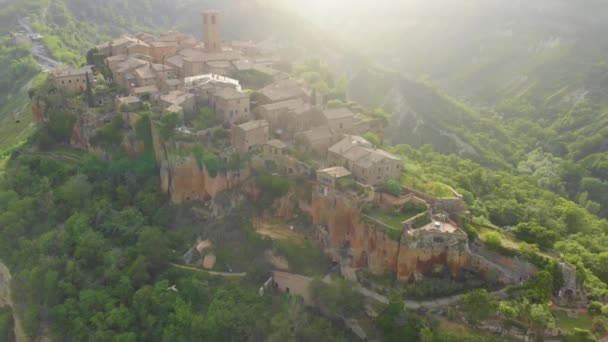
left=298, top=125, right=334, bottom=142
left=166, top=54, right=184, bottom=68
left=133, top=85, right=159, bottom=94
left=259, top=79, right=307, bottom=102
left=206, top=60, right=232, bottom=68
left=237, top=120, right=268, bottom=132
left=318, top=166, right=352, bottom=179
left=213, top=87, right=247, bottom=100
left=52, top=65, right=93, bottom=78
left=164, top=79, right=182, bottom=86
left=323, top=107, right=355, bottom=121
left=135, top=65, right=156, bottom=79
left=149, top=41, right=178, bottom=48
left=118, top=96, right=141, bottom=104
left=260, top=99, right=304, bottom=112
left=412, top=220, right=461, bottom=235
left=266, top=139, right=287, bottom=149
left=161, top=90, right=195, bottom=105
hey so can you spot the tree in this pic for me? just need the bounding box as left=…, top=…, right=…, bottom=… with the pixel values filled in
left=379, top=179, right=402, bottom=196
left=160, top=112, right=179, bottom=139
left=461, top=289, right=498, bottom=324
left=513, top=222, right=559, bottom=249
left=363, top=131, right=381, bottom=147
left=57, top=174, right=92, bottom=209
left=136, top=227, right=169, bottom=273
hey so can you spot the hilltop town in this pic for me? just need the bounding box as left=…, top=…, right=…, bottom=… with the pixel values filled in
left=25, top=9, right=590, bottom=341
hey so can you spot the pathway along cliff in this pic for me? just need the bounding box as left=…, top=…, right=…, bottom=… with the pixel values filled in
left=0, top=261, right=26, bottom=342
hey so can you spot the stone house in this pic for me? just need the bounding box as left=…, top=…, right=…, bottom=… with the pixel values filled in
left=149, top=41, right=178, bottom=64
left=49, top=65, right=94, bottom=93
left=328, top=135, right=402, bottom=185
left=231, top=120, right=269, bottom=154
left=134, top=65, right=157, bottom=87
left=97, top=35, right=139, bottom=56
left=116, top=96, right=142, bottom=111
left=257, top=79, right=311, bottom=105
left=321, top=107, right=355, bottom=134
left=263, top=139, right=288, bottom=158
left=316, top=166, right=352, bottom=190
left=257, top=99, right=318, bottom=138
left=294, top=125, right=337, bottom=156
left=126, top=41, right=151, bottom=56
left=210, top=87, right=250, bottom=124
left=110, top=57, right=148, bottom=89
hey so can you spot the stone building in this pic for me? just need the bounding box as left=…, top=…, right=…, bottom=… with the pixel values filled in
left=321, top=107, right=355, bottom=134
left=257, top=99, right=318, bottom=138
left=399, top=214, right=469, bottom=281
left=231, top=120, right=269, bottom=154
left=316, top=167, right=353, bottom=196
left=210, top=87, right=250, bottom=124
left=50, top=65, right=94, bottom=93
left=257, top=79, right=312, bottom=105
left=294, top=125, right=337, bottom=156
left=328, top=135, right=402, bottom=185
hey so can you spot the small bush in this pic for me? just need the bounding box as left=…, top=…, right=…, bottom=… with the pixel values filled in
left=483, top=231, right=503, bottom=251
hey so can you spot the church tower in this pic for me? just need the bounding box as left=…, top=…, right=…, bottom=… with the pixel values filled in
left=202, top=10, right=221, bottom=52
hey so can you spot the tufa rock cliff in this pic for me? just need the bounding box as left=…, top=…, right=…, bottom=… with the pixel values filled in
left=311, top=191, right=498, bottom=283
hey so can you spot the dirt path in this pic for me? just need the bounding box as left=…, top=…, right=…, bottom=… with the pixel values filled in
left=0, top=261, right=27, bottom=342
left=254, top=220, right=305, bottom=243
left=170, top=263, right=247, bottom=277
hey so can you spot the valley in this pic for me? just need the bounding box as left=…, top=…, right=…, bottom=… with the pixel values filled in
left=0, top=0, right=607, bottom=341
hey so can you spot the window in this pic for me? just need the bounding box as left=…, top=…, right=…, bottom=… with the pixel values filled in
left=61, top=80, right=65, bottom=84
left=69, top=80, right=72, bottom=83
left=339, top=123, right=343, bottom=129
left=245, top=108, right=248, bottom=113
left=204, top=16, right=207, bottom=25
left=212, top=15, right=216, bottom=25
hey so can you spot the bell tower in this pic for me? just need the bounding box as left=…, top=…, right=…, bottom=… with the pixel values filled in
left=202, top=10, right=221, bottom=52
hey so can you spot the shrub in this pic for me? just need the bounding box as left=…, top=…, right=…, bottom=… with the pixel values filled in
left=589, top=301, right=603, bottom=315
left=483, top=231, right=503, bottom=251
left=378, top=179, right=401, bottom=196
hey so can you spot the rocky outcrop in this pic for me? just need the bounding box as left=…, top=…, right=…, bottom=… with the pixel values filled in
left=31, top=95, right=47, bottom=123
left=311, top=193, right=401, bottom=275
left=160, top=157, right=247, bottom=204
left=311, top=192, right=515, bottom=283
